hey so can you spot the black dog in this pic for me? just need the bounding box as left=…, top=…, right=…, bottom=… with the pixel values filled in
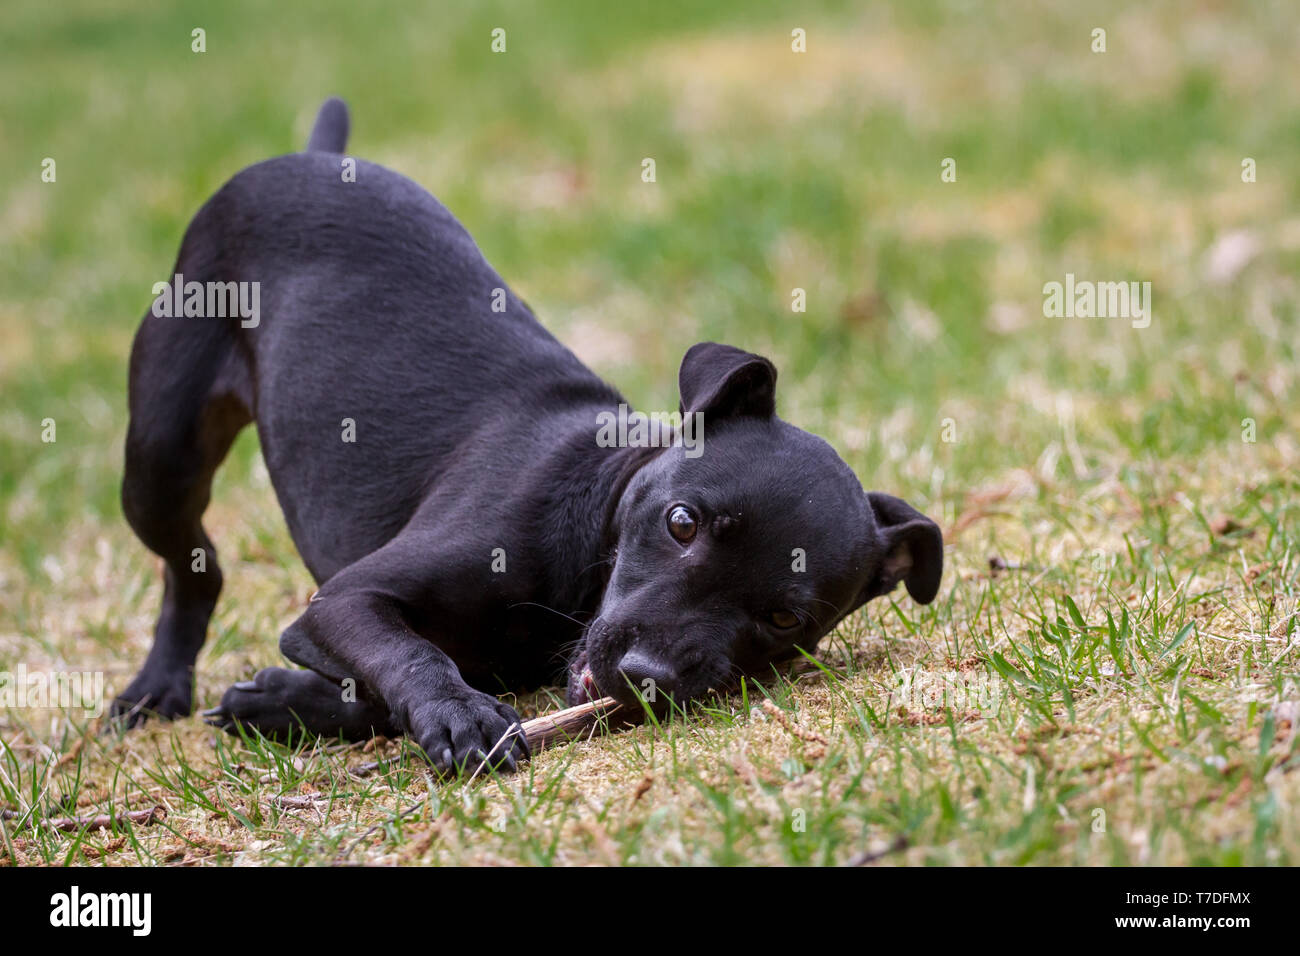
left=113, top=99, right=943, bottom=773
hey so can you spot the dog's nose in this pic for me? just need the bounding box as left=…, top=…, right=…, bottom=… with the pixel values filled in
left=616, top=649, right=679, bottom=702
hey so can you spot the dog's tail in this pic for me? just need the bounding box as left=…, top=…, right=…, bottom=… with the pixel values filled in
left=305, top=97, right=350, bottom=153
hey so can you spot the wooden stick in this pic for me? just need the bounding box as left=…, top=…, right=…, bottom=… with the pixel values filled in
left=344, top=697, right=623, bottom=778
left=519, top=696, right=621, bottom=751
left=339, top=703, right=620, bottom=859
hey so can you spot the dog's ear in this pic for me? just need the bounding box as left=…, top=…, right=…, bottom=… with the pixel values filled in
left=678, top=342, right=777, bottom=419
left=862, top=492, right=944, bottom=604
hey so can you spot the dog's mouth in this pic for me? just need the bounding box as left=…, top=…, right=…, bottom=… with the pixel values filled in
left=565, top=647, right=600, bottom=706
left=567, top=649, right=736, bottom=713
left=569, top=612, right=755, bottom=710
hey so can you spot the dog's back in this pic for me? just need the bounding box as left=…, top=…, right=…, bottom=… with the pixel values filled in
left=149, top=99, right=619, bottom=577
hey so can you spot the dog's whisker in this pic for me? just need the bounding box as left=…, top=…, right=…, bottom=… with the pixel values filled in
left=547, top=638, right=588, bottom=670
left=507, top=601, right=590, bottom=629
left=575, top=556, right=615, bottom=578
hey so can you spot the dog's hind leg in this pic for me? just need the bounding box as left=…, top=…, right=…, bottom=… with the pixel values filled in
left=113, top=292, right=252, bottom=724
left=203, top=667, right=400, bottom=742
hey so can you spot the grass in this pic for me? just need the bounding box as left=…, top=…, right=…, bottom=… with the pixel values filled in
left=1, top=0, right=1298, bottom=865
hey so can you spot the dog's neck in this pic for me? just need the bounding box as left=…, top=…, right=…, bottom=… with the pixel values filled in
left=534, top=422, right=663, bottom=618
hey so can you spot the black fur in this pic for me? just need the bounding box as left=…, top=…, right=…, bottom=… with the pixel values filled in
left=113, top=99, right=943, bottom=774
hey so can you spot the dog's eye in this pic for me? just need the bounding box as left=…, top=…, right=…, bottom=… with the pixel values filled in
left=667, top=505, right=697, bottom=544
left=769, top=610, right=800, bottom=630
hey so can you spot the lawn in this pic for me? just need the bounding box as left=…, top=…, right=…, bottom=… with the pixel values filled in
left=1, top=0, right=1297, bottom=865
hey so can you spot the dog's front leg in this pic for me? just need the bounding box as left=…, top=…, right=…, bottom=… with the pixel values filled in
left=213, top=527, right=530, bottom=773
left=282, top=586, right=528, bottom=773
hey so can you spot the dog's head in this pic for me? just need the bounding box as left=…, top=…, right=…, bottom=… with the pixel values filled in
left=568, top=342, right=943, bottom=710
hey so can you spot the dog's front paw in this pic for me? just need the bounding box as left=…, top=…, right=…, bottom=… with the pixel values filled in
left=408, top=691, right=528, bottom=775
left=110, top=667, right=193, bottom=727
